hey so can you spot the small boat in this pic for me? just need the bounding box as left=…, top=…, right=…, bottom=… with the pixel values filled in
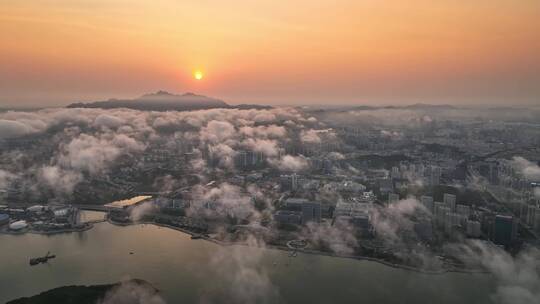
left=191, top=234, right=202, bottom=240
left=29, top=252, right=56, bottom=266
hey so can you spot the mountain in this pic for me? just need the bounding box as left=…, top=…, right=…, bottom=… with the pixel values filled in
left=67, top=91, right=229, bottom=111
left=401, top=103, right=457, bottom=110
left=338, top=103, right=459, bottom=112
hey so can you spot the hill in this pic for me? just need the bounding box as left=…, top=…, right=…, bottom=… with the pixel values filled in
left=67, top=91, right=229, bottom=111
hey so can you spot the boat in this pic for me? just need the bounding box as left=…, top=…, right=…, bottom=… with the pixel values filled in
left=29, top=251, right=56, bottom=266
left=191, top=234, right=202, bottom=240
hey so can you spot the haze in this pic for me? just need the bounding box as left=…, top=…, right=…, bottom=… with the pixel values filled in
left=1, top=0, right=539, bottom=107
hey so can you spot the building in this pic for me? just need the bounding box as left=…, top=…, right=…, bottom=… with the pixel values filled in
left=434, top=203, right=449, bottom=227
left=493, top=215, right=516, bottom=246
left=0, top=190, right=7, bottom=204
left=526, top=205, right=540, bottom=232
left=334, top=200, right=372, bottom=219
left=414, top=220, right=434, bottom=242
left=283, top=198, right=321, bottom=224
left=27, top=205, right=46, bottom=214
left=466, top=220, right=482, bottom=238
left=421, top=196, right=434, bottom=213
left=274, top=210, right=302, bottom=225
left=0, top=213, right=9, bottom=226
left=9, top=220, right=28, bottom=231
left=391, top=166, right=400, bottom=179
left=301, top=202, right=322, bottom=223
left=280, top=174, right=299, bottom=192
left=430, top=166, right=441, bottom=185
left=105, top=196, right=153, bottom=210
left=388, top=193, right=399, bottom=204
left=379, top=179, right=393, bottom=193
left=443, top=193, right=456, bottom=212
left=444, top=212, right=462, bottom=234
left=456, top=204, right=471, bottom=218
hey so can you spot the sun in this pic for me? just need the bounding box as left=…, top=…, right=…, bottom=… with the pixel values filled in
left=194, top=70, right=204, bottom=80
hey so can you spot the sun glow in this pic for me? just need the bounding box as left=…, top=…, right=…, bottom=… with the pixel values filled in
left=194, top=70, right=204, bottom=80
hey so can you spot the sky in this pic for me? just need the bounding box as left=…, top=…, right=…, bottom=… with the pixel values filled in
left=0, top=0, right=539, bottom=107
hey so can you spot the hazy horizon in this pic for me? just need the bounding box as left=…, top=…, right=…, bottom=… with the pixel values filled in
left=1, top=89, right=538, bottom=110
left=1, top=1, right=539, bottom=107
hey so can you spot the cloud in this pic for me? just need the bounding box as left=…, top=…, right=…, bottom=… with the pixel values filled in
left=200, top=236, right=280, bottom=304
left=268, top=155, right=309, bottom=172
left=98, top=279, right=166, bottom=304
left=253, top=112, right=277, bottom=123
left=57, top=133, right=145, bottom=175
left=129, top=201, right=158, bottom=222
left=447, top=240, right=540, bottom=304
left=94, top=114, right=126, bottom=129
left=299, top=221, right=358, bottom=255
left=239, top=125, right=287, bottom=139
left=208, top=143, right=237, bottom=169
left=300, top=129, right=322, bottom=144
left=38, top=166, right=83, bottom=195
left=188, top=183, right=259, bottom=221
left=200, top=120, right=236, bottom=143
left=511, top=157, right=540, bottom=180
left=326, top=152, right=345, bottom=160
left=371, top=198, right=426, bottom=244
left=0, top=106, right=320, bottom=201
left=242, top=138, right=279, bottom=157
left=0, top=169, right=17, bottom=189
left=0, top=119, right=34, bottom=138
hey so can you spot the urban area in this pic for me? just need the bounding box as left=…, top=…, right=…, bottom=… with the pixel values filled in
left=1, top=104, right=539, bottom=273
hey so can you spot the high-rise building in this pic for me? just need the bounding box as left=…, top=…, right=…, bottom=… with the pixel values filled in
left=456, top=204, right=471, bottom=218
left=466, top=220, right=482, bottom=238
left=301, top=202, right=321, bottom=223
left=421, top=196, right=434, bottom=213
left=444, top=212, right=462, bottom=234
left=434, top=203, right=449, bottom=227
left=388, top=193, right=399, bottom=204
left=291, top=173, right=298, bottom=191
left=493, top=215, right=516, bottom=246
left=391, top=166, right=400, bottom=179
left=430, top=166, right=441, bottom=185
left=280, top=174, right=299, bottom=191
left=443, top=193, right=456, bottom=212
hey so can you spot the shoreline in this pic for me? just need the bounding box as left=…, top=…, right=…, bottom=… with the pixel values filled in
left=107, top=218, right=489, bottom=276
left=0, top=216, right=488, bottom=276
left=0, top=223, right=94, bottom=236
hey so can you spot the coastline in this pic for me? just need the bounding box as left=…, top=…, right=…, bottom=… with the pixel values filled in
left=107, top=218, right=489, bottom=276
left=0, top=217, right=488, bottom=276
left=0, top=223, right=94, bottom=236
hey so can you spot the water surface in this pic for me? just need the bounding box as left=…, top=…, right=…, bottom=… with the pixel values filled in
left=0, top=212, right=496, bottom=303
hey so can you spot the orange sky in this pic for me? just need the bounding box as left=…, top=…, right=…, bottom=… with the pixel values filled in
left=1, top=0, right=539, bottom=106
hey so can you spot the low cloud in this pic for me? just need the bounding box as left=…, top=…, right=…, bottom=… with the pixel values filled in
left=511, top=157, right=540, bottom=180
left=448, top=240, right=540, bottom=304
left=268, top=155, right=309, bottom=172
left=38, top=166, right=83, bottom=195
left=0, top=119, right=35, bottom=138
left=98, top=279, right=166, bottom=304
left=200, top=236, right=280, bottom=304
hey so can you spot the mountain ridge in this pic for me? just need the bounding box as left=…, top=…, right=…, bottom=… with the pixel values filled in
left=67, top=91, right=233, bottom=111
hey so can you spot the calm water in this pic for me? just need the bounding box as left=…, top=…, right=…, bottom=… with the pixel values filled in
left=0, top=211, right=496, bottom=303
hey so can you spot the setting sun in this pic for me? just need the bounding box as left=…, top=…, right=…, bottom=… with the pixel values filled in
left=194, top=71, right=204, bottom=80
